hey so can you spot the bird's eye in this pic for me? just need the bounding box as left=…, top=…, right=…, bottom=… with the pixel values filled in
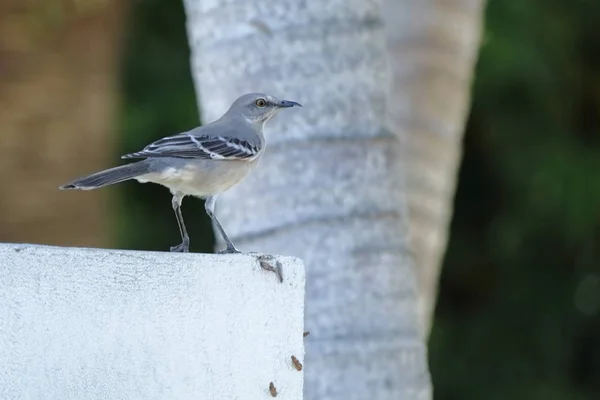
left=255, top=98, right=267, bottom=107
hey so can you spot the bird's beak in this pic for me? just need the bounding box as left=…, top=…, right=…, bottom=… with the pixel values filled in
left=279, top=100, right=302, bottom=108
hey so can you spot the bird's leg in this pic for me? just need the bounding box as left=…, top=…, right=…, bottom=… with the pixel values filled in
left=170, top=193, right=190, bottom=253
left=204, top=196, right=241, bottom=254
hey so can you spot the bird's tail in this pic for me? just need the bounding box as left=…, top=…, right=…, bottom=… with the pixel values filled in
left=59, top=161, right=150, bottom=190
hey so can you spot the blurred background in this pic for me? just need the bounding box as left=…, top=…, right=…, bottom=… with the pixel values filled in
left=1, top=0, right=599, bottom=399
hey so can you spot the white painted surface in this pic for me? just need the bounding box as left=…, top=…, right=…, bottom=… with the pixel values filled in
left=0, top=243, right=305, bottom=400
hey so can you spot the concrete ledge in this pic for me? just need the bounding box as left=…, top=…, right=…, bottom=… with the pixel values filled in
left=0, top=243, right=305, bottom=400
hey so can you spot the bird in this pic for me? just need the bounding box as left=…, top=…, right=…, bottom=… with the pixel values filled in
left=59, top=93, right=301, bottom=254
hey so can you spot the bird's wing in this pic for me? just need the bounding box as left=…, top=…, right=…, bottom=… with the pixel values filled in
left=121, top=131, right=261, bottom=161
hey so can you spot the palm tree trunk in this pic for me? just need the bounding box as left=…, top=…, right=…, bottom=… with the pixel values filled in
left=183, top=0, right=431, bottom=399
left=0, top=0, right=126, bottom=247
left=382, top=0, right=486, bottom=337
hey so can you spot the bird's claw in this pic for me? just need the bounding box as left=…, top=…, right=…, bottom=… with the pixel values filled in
left=217, top=246, right=242, bottom=254
left=170, top=241, right=189, bottom=253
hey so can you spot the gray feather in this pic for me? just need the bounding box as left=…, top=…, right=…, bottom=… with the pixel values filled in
left=121, top=115, right=263, bottom=161
left=59, top=161, right=150, bottom=190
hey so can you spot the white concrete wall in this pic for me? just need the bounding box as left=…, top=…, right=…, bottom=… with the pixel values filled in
left=0, top=243, right=305, bottom=400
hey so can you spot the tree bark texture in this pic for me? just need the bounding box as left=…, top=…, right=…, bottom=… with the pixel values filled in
left=382, top=0, right=485, bottom=336
left=0, top=0, right=125, bottom=247
left=183, top=1, right=432, bottom=399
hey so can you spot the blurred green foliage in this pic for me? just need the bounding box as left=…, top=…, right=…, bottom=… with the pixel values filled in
left=429, top=0, right=600, bottom=399
left=117, top=0, right=600, bottom=398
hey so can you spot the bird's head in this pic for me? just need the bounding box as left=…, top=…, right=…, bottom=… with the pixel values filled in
left=229, top=93, right=302, bottom=125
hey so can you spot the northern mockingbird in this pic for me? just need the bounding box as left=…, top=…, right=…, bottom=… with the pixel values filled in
left=59, top=93, right=301, bottom=254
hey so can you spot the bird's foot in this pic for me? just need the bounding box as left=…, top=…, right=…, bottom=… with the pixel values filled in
left=256, top=254, right=283, bottom=283
left=217, top=246, right=242, bottom=254
left=170, top=239, right=190, bottom=253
